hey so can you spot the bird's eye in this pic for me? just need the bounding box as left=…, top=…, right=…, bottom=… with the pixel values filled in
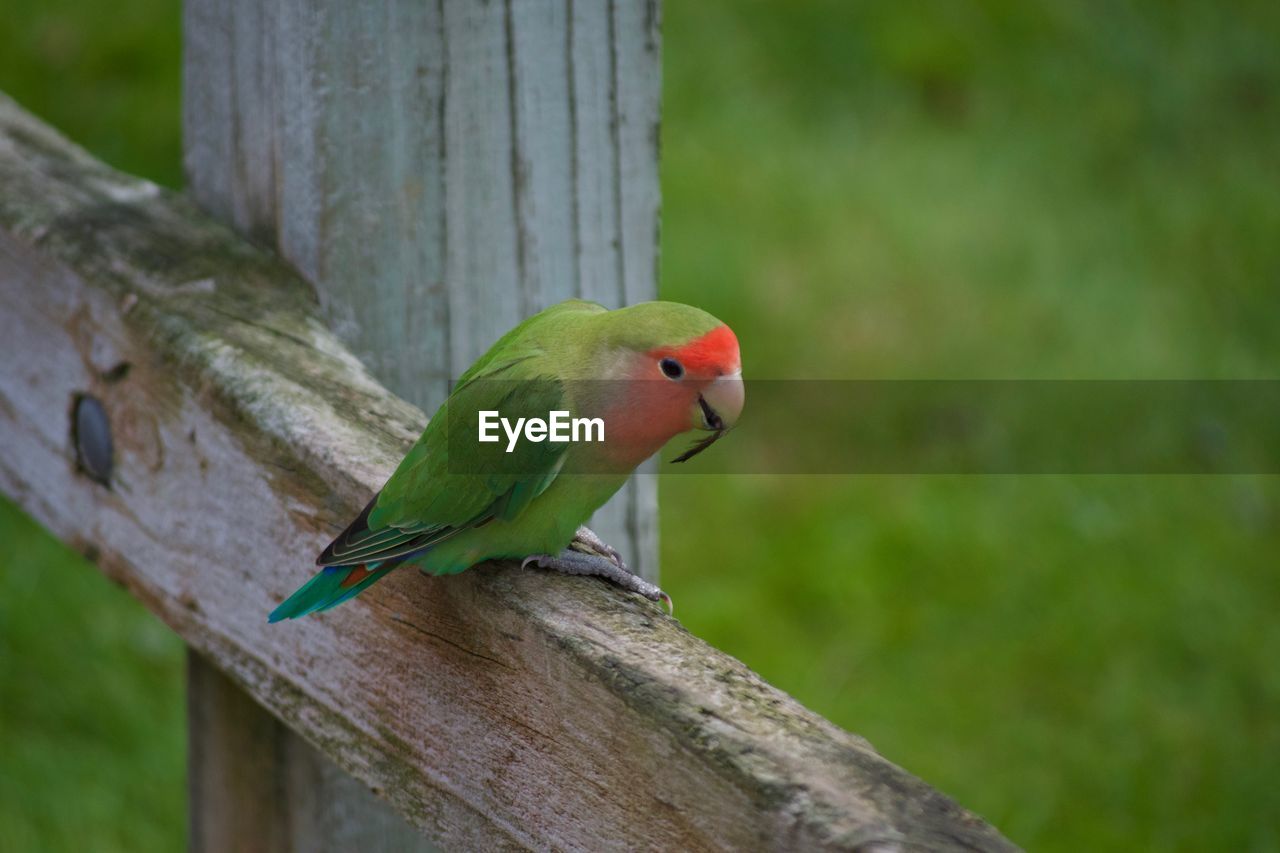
left=660, top=357, right=684, bottom=380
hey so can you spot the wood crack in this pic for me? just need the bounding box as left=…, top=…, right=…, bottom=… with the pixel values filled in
left=387, top=612, right=517, bottom=671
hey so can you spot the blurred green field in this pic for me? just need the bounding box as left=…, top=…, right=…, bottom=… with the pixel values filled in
left=2, top=1, right=1278, bottom=850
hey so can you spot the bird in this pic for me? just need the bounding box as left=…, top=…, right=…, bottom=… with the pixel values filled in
left=269, top=298, right=743, bottom=621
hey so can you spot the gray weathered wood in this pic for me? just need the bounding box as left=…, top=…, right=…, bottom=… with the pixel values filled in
left=181, top=0, right=660, bottom=578
left=182, top=4, right=659, bottom=845
left=0, top=95, right=1015, bottom=852
left=187, top=651, right=288, bottom=853
left=189, top=651, right=431, bottom=852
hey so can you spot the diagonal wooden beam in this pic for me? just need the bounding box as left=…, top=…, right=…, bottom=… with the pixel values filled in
left=0, top=93, right=1016, bottom=852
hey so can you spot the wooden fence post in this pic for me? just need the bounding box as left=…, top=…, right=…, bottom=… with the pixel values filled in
left=181, top=0, right=659, bottom=848
left=182, top=0, right=659, bottom=574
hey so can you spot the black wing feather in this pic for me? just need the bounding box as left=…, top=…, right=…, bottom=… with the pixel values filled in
left=316, top=493, right=438, bottom=564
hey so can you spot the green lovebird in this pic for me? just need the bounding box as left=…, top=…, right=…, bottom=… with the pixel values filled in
left=269, top=299, right=743, bottom=621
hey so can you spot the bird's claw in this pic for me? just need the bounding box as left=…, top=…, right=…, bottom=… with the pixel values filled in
left=570, top=525, right=629, bottom=572
left=521, top=549, right=673, bottom=615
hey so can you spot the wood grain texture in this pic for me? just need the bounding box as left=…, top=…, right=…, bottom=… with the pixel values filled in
left=0, top=96, right=1016, bottom=852
left=189, top=652, right=434, bottom=853
left=182, top=0, right=659, bottom=577
left=188, top=651, right=288, bottom=853
left=181, top=5, right=657, bottom=843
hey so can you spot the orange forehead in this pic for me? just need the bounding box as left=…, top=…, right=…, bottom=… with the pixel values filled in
left=647, top=324, right=740, bottom=375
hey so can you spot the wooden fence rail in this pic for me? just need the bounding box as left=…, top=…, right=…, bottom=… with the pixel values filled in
left=0, top=94, right=1014, bottom=851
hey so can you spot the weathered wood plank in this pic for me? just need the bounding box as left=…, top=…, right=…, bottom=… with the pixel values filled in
left=181, top=0, right=658, bottom=576
left=181, top=5, right=658, bottom=841
left=608, top=0, right=664, bottom=574
left=188, top=651, right=291, bottom=853
left=0, top=95, right=1016, bottom=852
left=189, top=652, right=433, bottom=853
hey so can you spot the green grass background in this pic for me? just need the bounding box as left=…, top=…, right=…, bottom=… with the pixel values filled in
left=2, top=1, right=1278, bottom=849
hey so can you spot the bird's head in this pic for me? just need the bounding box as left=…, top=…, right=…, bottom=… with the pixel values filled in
left=594, top=301, right=743, bottom=463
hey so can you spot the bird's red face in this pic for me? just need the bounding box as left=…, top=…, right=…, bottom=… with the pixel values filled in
left=646, top=323, right=743, bottom=438
left=597, top=324, right=743, bottom=465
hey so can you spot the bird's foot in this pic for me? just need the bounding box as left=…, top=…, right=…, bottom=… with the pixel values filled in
left=522, top=549, right=673, bottom=614
left=569, top=525, right=628, bottom=571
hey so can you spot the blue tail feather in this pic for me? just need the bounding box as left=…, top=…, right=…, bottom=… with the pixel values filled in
left=268, top=562, right=391, bottom=622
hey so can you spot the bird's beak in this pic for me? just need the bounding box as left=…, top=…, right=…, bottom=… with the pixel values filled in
left=698, top=370, right=744, bottom=431
left=672, top=371, right=744, bottom=463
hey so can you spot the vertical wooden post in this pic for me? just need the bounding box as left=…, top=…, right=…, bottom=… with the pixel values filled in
left=188, top=651, right=432, bottom=852
left=180, top=0, right=661, bottom=848
left=183, top=0, right=660, bottom=576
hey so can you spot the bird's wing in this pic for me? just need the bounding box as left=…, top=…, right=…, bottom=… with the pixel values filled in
left=317, top=353, right=570, bottom=567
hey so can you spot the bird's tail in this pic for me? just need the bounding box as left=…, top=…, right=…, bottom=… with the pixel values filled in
left=268, top=561, right=398, bottom=622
